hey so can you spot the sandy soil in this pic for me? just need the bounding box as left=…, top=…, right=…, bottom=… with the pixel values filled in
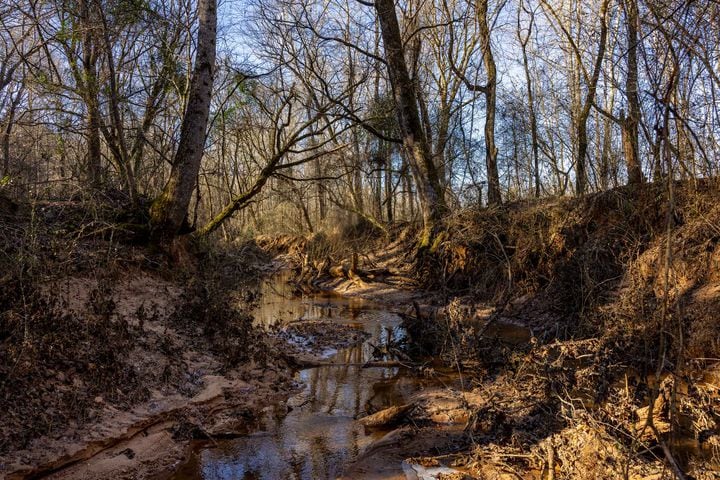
left=33, top=374, right=291, bottom=480
left=0, top=270, right=295, bottom=480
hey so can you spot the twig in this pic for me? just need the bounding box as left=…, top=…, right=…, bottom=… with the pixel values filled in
left=546, top=439, right=556, bottom=480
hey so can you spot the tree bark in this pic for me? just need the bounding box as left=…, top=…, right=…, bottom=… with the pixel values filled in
left=575, top=0, right=609, bottom=195
left=80, top=0, right=102, bottom=188
left=518, top=0, right=540, bottom=197
left=374, top=0, right=446, bottom=246
left=97, top=3, right=138, bottom=203
left=149, top=0, right=217, bottom=242
left=1, top=86, right=23, bottom=177
left=622, top=0, right=644, bottom=185
left=478, top=0, right=501, bottom=205
left=385, top=149, right=393, bottom=223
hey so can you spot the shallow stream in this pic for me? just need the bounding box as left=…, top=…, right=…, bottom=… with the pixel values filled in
left=171, top=273, right=443, bottom=479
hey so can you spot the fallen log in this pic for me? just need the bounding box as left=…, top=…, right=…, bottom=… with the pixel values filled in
left=358, top=404, right=414, bottom=428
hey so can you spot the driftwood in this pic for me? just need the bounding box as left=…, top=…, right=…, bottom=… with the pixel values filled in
left=634, top=395, right=671, bottom=442
left=324, top=251, right=394, bottom=285
left=329, top=264, right=348, bottom=278
left=358, top=404, right=414, bottom=428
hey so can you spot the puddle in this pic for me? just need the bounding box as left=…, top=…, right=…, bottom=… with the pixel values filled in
left=483, top=320, right=532, bottom=345
left=170, top=273, right=447, bottom=480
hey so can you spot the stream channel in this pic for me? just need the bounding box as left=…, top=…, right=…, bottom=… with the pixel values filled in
left=171, top=273, right=459, bottom=479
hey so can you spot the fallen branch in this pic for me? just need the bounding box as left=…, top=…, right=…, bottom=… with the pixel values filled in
left=652, top=424, right=688, bottom=480
left=358, top=404, right=414, bottom=428
left=286, top=356, right=416, bottom=369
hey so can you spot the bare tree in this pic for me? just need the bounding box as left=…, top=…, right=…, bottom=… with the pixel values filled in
left=621, top=0, right=643, bottom=185
left=374, top=0, right=446, bottom=246
left=541, top=0, right=610, bottom=195
left=150, top=0, right=217, bottom=241
left=517, top=0, right=541, bottom=197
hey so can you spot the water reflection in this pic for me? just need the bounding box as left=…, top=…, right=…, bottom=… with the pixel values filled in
left=172, top=274, right=425, bottom=480
left=252, top=272, right=371, bottom=329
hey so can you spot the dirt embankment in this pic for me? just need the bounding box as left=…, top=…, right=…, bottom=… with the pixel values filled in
left=279, top=180, right=720, bottom=479
left=0, top=199, right=295, bottom=479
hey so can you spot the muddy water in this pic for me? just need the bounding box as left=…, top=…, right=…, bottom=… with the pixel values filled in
left=171, top=274, right=440, bottom=480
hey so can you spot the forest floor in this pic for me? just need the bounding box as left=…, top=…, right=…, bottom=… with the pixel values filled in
left=2, top=180, right=720, bottom=479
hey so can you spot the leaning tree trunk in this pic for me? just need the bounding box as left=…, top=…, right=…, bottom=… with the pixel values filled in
left=575, top=0, right=609, bottom=195
left=149, top=0, right=217, bottom=242
left=374, top=0, right=446, bottom=247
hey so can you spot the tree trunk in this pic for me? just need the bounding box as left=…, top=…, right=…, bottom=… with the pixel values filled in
left=518, top=0, right=540, bottom=197
left=623, top=0, right=644, bottom=185
left=478, top=0, right=502, bottom=205
left=196, top=158, right=275, bottom=237
left=149, top=0, right=217, bottom=242
left=576, top=120, right=589, bottom=194
left=80, top=0, right=102, bottom=188
left=1, top=86, right=22, bottom=177
left=575, top=0, right=609, bottom=195
left=351, top=131, right=365, bottom=215
left=374, top=0, right=445, bottom=247
left=97, top=3, right=137, bottom=202
left=316, top=161, right=326, bottom=223
left=86, top=94, right=103, bottom=188
left=385, top=150, right=393, bottom=223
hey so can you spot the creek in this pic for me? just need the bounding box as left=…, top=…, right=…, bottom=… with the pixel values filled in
left=170, top=273, right=450, bottom=479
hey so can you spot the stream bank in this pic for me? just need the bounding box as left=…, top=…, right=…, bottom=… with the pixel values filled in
left=256, top=183, right=720, bottom=479
left=0, top=228, right=304, bottom=480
